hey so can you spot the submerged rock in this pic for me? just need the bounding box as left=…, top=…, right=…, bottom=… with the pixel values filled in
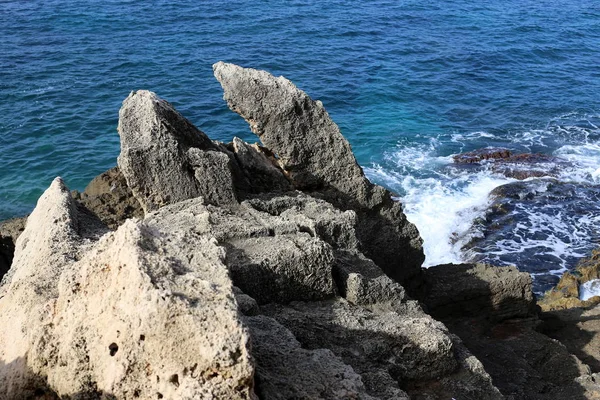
left=453, top=147, right=568, bottom=179
left=453, top=147, right=512, bottom=164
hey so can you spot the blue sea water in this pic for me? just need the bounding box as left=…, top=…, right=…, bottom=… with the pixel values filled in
left=2, top=0, right=600, bottom=291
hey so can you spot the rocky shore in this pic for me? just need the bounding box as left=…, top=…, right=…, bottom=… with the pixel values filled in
left=1, top=63, right=600, bottom=399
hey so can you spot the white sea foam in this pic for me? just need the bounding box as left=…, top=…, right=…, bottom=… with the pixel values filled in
left=580, top=279, right=600, bottom=301
left=365, top=116, right=600, bottom=291
left=365, top=144, right=513, bottom=267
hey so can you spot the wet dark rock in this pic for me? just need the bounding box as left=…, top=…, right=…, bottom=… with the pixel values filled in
left=453, top=148, right=569, bottom=179
left=0, top=217, right=27, bottom=280
left=453, top=147, right=512, bottom=164
left=463, top=179, right=600, bottom=294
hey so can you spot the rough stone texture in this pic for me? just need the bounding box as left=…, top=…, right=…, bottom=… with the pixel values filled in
left=262, top=299, right=458, bottom=392
left=72, top=166, right=144, bottom=230
left=0, top=178, right=100, bottom=397
left=0, top=179, right=255, bottom=399
left=231, top=137, right=291, bottom=194
left=213, top=61, right=424, bottom=289
left=245, top=315, right=382, bottom=400
left=117, top=90, right=238, bottom=213
left=225, top=234, right=336, bottom=304
left=333, top=249, right=406, bottom=306
left=423, top=263, right=537, bottom=321
left=445, top=316, right=599, bottom=400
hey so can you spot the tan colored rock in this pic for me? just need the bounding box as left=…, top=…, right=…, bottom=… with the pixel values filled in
left=0, top=179, right=255, bottom=399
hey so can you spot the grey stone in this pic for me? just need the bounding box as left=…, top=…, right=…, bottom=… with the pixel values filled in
left=226, top=234, right=336, bottom=304
left=333, top=249, right=406, bottom=306
left=245, top=315, right=383, bottom=400
left=73, top=166, right=144, bottom=230
left=423, top=263, right=537, bottom=321
left=262, top=298, right=458, bottom=387
left=213, top=62, right=424, bottom=288
left=117, top=90, right=238, bottom=213
left=231, top=137, right=291, bottom=194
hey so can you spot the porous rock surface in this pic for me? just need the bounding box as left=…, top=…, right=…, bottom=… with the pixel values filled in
left=0, top=63, right=567, bottom=399
left=0, top=179, right=254, bottom=399
left=213, top=61, right=424, bottom=288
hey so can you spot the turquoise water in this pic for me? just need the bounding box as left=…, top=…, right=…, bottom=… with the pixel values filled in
left=2, top=1, right=600, bottom=290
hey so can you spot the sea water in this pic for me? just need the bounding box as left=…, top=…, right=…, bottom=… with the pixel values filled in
left=2, top=0, right=599, bottom=292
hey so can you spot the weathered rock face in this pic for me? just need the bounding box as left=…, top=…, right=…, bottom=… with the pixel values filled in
left=244, top=315, right=380, bottom=400
left=0, top=179, right=254, bottom=399
left=213, top=61, right=424, bottom=288
left=72, top=166, right=144, bottom=230
left=117, top=90, right=238, bottom=213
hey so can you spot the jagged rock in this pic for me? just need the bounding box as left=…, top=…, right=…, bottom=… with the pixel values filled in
left=0, top=179, right=255, bottom=399
left=117, top=90, right=239, bottom=213
left=213, top=62, right=424, bottom=289
left=333, top=249, right=406, bottom=306
left=71, top=166, right=144, bottom=230
left=233, top=287, right=260, bottom=316
left=146, top=195, right=341, bottom=305
left=231, top=137, right=291, bottom=194
left=226, top=234, right=336, bottom=304
left=423, top=263, right=536, bottom=321
left=245, top=315, right=382, bottom=400
left=541, top=303, right=600, bottom=377
left=445, top=314, right=596, bottom=399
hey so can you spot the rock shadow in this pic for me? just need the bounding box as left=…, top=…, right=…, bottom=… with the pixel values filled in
left=539, top=306, right=600, bottom=373
left=422, top=263, right=595, bottom=399
left=0, top=357, right=117, bottom=399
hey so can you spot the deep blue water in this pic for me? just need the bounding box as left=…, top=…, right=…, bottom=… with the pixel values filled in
left=2, top=1, right=600, bottom=291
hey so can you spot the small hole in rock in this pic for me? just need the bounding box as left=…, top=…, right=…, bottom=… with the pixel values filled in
left=109, top=343, right=119, bottom=356
left=169, top=374, right=180, bottom=387
left=133, top=389, right=140, bottom=397
left=139, top=334, right=145, bottom=341
left=157, top=393, right=163, bottom=399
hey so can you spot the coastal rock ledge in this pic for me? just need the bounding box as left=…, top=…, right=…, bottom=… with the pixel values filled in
left=0, top=63, right=597, bottom=399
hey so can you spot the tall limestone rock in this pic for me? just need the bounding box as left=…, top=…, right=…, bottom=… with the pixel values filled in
left=213, top=62, right=424, bottom=288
